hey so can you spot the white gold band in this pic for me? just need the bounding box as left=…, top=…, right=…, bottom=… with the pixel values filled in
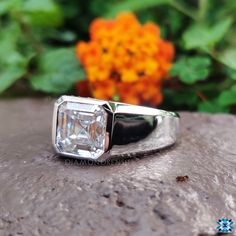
left=52, top=96, right=180, bottom=162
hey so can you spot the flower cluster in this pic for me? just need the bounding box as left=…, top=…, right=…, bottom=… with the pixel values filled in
left=76, top=13, right=174, bottom=106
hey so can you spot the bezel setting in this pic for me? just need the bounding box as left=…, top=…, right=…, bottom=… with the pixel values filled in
left=52, top=96, right=110, bottom=160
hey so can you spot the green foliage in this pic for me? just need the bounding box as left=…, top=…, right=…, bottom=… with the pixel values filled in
left=198, top=100, right=230, bottom=113
left=21, top=0, right=63, bottom=27
left=0, top=0, right=84, bottom=96
left=226, top=68, right=236, bottom=81
left=31, top=48, right=85, bottom=94
left=0, top=24, right=28, bottom=92
left=170, top=56, right=211, bottom=84
left=217, top=49, right=236, bottom=70
left=218, top=85, right=236, bottom=106
left=0, top=0, right=236, bottom=113
left=182, top=18, right=232, bottom=50
left=104, top=0, right=168, bottom=18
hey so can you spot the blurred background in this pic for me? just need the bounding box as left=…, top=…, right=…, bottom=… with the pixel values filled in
left=0, top=0, right=236, bottom=113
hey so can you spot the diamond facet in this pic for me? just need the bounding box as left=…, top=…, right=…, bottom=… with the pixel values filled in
left=56, top=101, right=107, bottom=159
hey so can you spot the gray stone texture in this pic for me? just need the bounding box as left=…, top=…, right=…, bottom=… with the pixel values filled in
left=0, top=99, right=235, bottom=236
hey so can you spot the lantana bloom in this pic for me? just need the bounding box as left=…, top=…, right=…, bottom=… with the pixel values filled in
left=76, top=12, right=174, bottom=106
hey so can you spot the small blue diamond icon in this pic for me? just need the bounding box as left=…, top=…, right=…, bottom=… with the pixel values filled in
left=216, top=218, right=234, bottom=233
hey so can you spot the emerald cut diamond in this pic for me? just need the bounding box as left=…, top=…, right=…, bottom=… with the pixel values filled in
left=55, top=101, right=107, bottom=159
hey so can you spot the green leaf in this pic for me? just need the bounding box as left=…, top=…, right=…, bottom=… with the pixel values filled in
left=198, top=100, right=230, bottom=113
left=218, top=85, right=236, bottom=106
left=0, top=1, right=13, bottom=15
left=0, top=66, right=26, bottom=93
left=22, top=0, right=63, bottom=27
left=225, top=68, right=236, bottom=80
left=31, top=48, right=85, bottom=94
left=104, top=0, right=168, bottom=18
left=182, top=18, right=233, bottom=50
left=0, top=24, right=21, bottom=58
left=0, top=24, right=28, bottom=93
left=0, top=0, right=22, bottom=15
left=216, top=48, right=236, bottom=70
left=170, top=56, right=211, bottom=84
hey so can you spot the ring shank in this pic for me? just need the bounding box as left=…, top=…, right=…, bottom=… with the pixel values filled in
left=104, top=101, right=180, bottom=159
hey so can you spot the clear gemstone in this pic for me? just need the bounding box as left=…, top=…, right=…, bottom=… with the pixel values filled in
left=56, top=101, right=107, bottom=159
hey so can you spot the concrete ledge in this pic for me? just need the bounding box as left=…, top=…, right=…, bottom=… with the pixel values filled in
left=0, top=99, right=235, bottom=236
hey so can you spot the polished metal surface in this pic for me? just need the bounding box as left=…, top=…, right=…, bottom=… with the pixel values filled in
left=52, top=96, right=180, bottom=162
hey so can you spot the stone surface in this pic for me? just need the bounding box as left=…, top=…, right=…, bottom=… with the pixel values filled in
left=0, top=98, right=235, bottom=236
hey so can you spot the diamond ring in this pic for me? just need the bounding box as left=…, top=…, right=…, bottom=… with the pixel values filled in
left=52, top=96, right=180, bottom=162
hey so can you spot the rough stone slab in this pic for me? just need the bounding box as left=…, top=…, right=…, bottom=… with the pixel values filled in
left=0, top=99, right=235, bottom=236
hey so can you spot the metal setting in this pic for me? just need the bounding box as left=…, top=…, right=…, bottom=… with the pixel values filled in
left=52, top=96, right=180, bottom=162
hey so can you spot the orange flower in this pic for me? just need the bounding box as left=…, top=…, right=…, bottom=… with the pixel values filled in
left=76, top=12, right=174, bottom=106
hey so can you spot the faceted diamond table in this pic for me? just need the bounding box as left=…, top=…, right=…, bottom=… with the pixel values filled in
left=0, top=99, right=235, bottom=236
left=55, top=100, right=107, bottom=159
